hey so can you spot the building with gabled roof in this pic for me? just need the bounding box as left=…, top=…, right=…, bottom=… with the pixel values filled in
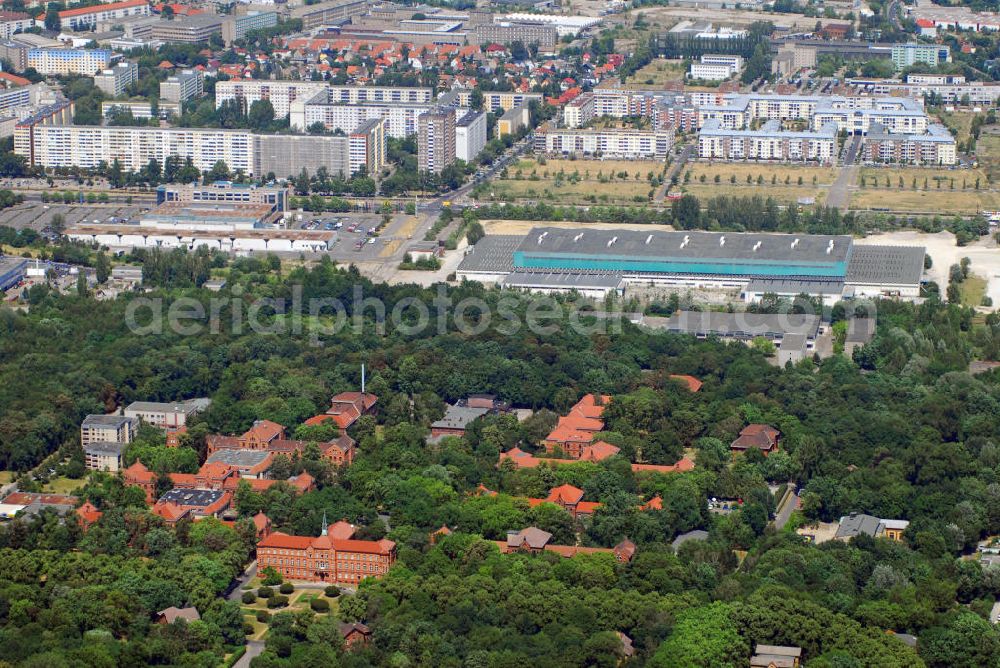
left=156, top=607, right=201, bottom=624
left=499, top=527, right=637, bottom=561
left=730, top=424, right=780, bottom=454
left=256, top=514, right=396, bottom=584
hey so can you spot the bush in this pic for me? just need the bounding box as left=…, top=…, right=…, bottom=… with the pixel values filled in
left=242, top=591, right=257, bottom=604
left=310, top=598, right=330, bottom=612
left=279, top=583, right=294, bottom=595
left=242, top=622, right=255, bottom=635
left=324, top=586, right=340, bottom=598
left=257, top=587, right=273, bottom=599
left=255, top=610, right=271, bottom=623
left=266, top=595, right=288, bottom=609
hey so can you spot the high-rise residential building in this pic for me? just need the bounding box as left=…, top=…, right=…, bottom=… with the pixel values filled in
left=289, top=0, right=368, bottom=30
left=93, top=61, right=139, bottom=97
left=27, top=48, right=111, bottom=75
left=0, top=11, right=34, bottom=39
left=455, top=110, right=487, bottom=162
left=418, top=107, right=456, bottom=174
left=891, top=43, right=951, bottom=69
left=15, top=124, right=386, bottom=177
left=160, top=69, right=204, bottom=104
left=222, top=11, right=278, bottom=45
left=291, top=91, right=435, bottom=138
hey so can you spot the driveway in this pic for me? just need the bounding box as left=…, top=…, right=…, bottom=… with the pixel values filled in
left=773, top=488, right=800, bottom=530
left=233, top=641, right=265, bottom=668
left=226, top=563, right=257, bottom=601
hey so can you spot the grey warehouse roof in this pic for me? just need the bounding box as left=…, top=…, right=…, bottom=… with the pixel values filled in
left=835, top=512, right=881, bottom=539
left=746, top=278, right=845, bottom=295
left=502, top=271, right=625, bottom=289
left=457, top=235, right=521, bottom=274
left=647, top=311, right=821, bottom=339
left=159, top=488, right=226, bottom=507
left=431, top=405, right=489, bottom=430
left=846, top=245, right=925, bottom=286
left=518, top=228, right=853, bottom=265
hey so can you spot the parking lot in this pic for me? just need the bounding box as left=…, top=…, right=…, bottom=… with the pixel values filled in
left=0, top=203, right=147, bottom=233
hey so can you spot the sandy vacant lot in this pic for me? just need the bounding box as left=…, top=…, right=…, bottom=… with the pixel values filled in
left=481, top=220, right=673, bottom=234
left=855, top=230, right=1000, bottom=305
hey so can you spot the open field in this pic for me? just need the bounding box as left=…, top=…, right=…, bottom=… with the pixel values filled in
left=959, top=274, right=988, bottom=306
left=494, top=158, right=666, bottom=205
left=859, top=167, right=989, bottom=189
left=937, top=110, right=976, bottom=145
left=0, top=471, right=14, bottom=484
left=681, top=183, right=827, bottom=203
left=42, top=476, right=83, bottom=495
left=625, top=60, right=686, bottom=89
left=975, top=134, right=1000, bottom=183
left=849, top=188, right=1000, bottom=213
left=631, top=5, right=819, bottom=30
left=489, top=179, right=653, bottom=205
left=480, top=220, right=674, bottom=235
left=685, top=163, right=838, bottom=186
left=511, top=158, right=666, bottom=179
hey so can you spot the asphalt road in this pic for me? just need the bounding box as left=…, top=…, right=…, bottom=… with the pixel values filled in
left=233, top=641, right=264, bottom=668
left=773, top=489, right=801, bottom=530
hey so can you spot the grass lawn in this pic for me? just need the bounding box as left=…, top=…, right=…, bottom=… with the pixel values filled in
left=489, top=179, right=653, bottom=205
left=42, top=476, right=84, bottom=495
left=959, top=274, right=988, bottom=307
left=975, top=134, right=1000, bottom=184
left=686, top=163, right=838, bottom=185
left=0, top=471, right=14, bottom=484
left=859, top=167, right=989, bottom=190
left=510, top=158, right=666, bottom=179
left=850, top=188, right=1000, bottom=213
left=681, top=183, right=828, bottom=204
left=937, top=110, right=975, bottom=145
left=625, top=60, right=686, bottom=89
left=240, top=587, right=341, bottom=640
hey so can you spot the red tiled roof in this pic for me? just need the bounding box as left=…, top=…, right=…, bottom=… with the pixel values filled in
left=916, top=18, right=934, bottom=27
left=669, top=374, right=703, bottom=392
left=547, top=484, right=584, bottom=505
left=581, top=441, right=619, bottom=461
left=258, top=531, right=314, bottom=549
left=48, top=0, right=145, bottom=19
left=76, top=501, right=103, bottom=525
left=245, top=419, right=284, bottom=442
left=124, top=460, right=155, bottom=483
left=576, top=501, right=601, bottom=515
left=731, top=424, right=780, bottom=451
left=570, top=394, right=611, bottom=419
left=0, top=72, right=30, bottom=87
left=153, top=501, right=187, bottom=522
left=640, top=495, right=663, bottom=511
left=631, top=457, right=696, bottom=474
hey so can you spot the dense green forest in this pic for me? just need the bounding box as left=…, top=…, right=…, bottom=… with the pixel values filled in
left=2, top=256, right=1000, bottom=666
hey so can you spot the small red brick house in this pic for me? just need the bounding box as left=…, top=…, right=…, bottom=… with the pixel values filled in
left=304, top=392, right=378, bottom=431
left=76, top=501, right=102, bottom=531
left=339, top=622, right=372, bottom=649
left=528, top=484, right=601, bottom=518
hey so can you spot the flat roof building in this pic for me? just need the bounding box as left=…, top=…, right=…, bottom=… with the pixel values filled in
left=84, top=441, right=125, bottom=472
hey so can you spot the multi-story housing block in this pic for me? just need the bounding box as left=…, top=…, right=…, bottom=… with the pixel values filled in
left=93, top=62, right=139, bottom=97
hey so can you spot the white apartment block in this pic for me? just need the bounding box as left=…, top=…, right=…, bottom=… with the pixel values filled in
left=690, top=54, right=743, bottom=81
left=17, top=125, right=256, bottom=173
left=27, top=48, right=111, bottom=75
left=290, top=91, right=435, bottom=137
left=16, top=124, right=387, bottom=178
left=535, top=125, right=673, bottom=159
left=93, top=61, right=138, bottom=97
left=215, top=80, right=433, bottom=119
left=698, top=93, right=929, bottom=136
left=690, top=63, right=738, bottom=81
left=124, top=398, right=210, bottom=428
left=452, top=89, right=544, bottom=113
left=50, top=0, right=150, bottom=31
left=0, top=11, right=34, bottom=39
left=563, top=92, right=594, bottom=128
left=80, top=414, right=136, bottom=447
left=698, top=119, right=837, bottom=163
left=102, top=100, right=181, bottom=120
left=863, top=123, right=956, bottom=165
left=455, top=110, right=487, bottom=162
left=160, top=69, right=204, bottom=104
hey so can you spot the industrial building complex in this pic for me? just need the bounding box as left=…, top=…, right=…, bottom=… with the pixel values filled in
left=457, top=229, right=925, bottom=303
